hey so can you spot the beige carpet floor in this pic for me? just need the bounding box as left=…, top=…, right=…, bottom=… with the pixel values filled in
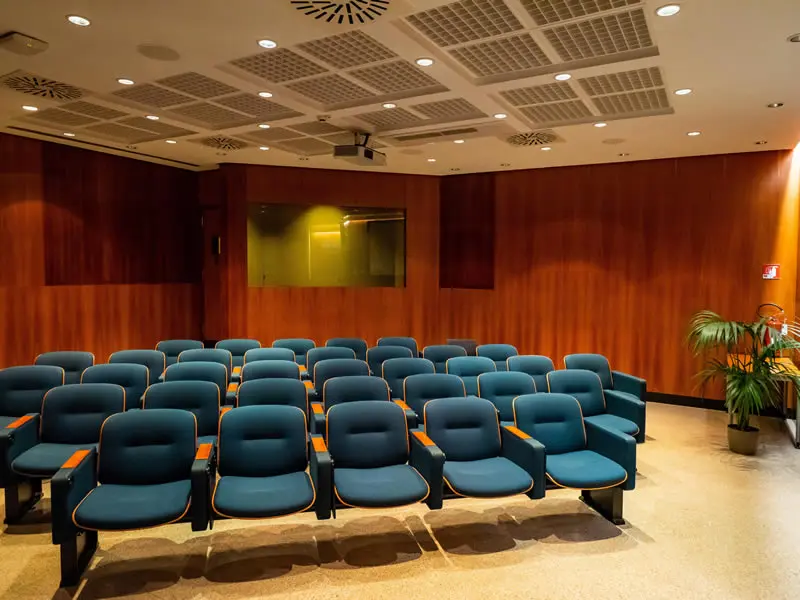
left=1, top=402, right=799, bottom=600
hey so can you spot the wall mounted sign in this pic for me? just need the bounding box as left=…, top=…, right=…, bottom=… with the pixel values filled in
left=762, top=264, right=781, bottom=280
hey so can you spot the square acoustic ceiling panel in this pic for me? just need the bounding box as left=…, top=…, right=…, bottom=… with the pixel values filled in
left=285, top=74, right=377, bottom=107
left=350, top=60, right=447, bottom=95
left=521, top=0, right=641, bottom=25
left=578, top=66, right=673, bottom=117
left=296, top=30, right=397, bottom=69
left=229, top=48, right=328, bottom=83
left=449, top=33, right=552, bottom=78
left=406, top=0, right=524, bottom=47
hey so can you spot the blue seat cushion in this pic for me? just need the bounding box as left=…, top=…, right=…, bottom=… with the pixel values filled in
left=584, top=413, right=639, bottom=436
left=198, top=434, right=217, bottom=447
left=74, top=480, right=191, bottom=530
left=546, top=450, right=627, bottom=489
left=335, top=465, right=428, bottom=508
left=443, top=457, right=533, bottom=498
left=213, top=472, right=315, bottom=519
left=12, top=443, right=97, bottom=478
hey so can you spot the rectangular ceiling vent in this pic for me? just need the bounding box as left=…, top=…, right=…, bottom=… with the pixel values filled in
left=393, top=127, right=479, bottom=142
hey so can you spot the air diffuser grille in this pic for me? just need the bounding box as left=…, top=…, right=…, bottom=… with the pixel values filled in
left=506, top=130, right=558, bottom=146
left=197, top=136, right=249, bottom=151
left=290, top=1, right=391, bottom=25
left=1, top=72, right=83, bottom=101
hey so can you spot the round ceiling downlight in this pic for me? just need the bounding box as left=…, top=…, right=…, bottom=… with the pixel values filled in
left=67, top=15, right=91, bottom=27
left=656, top=4, right=681, bottom=16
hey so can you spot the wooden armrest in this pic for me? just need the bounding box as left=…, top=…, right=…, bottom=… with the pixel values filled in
left=61, top=449, right=92, bottom=469
left=233, top=366, right=242, bottom=376
left=303, top=380, right=314, bottom=389
left=227, top=383, right=238, bottom=393
left=394, top=400, right=411, bottom=410
left=412, top=430, right=435, bottom=446
left=299, top=365, right=307, bottom=373
left=220, top=406, right=232, bottom=415
left=6, top=415, right=34, bottom=429
left=312, top=437, right=327, bottom=452
left=311, top=403, right=324, bottom=414
left=195, top=443, right=213, bottom=460
left=504, top=425, right=531, bottom=439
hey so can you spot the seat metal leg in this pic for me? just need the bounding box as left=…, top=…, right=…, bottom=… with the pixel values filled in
left=4, top=478, right=42, bottom=524
left=580, top=487, right=624, bottom=525
left=59, top=530, right=98, bottom=588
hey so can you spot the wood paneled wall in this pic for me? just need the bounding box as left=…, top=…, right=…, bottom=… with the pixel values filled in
left=0, top=133, right=202, bottom=367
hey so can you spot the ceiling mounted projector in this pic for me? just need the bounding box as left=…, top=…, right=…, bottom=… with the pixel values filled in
left=0, top=32, right=49, bottom=56
left=333, top=132, right=386, bottom=167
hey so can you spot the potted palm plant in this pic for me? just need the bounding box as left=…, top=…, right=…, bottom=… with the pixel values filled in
left=688, top=310, right=800, bottom=455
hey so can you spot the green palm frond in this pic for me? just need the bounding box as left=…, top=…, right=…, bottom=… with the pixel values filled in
left=687, top=310, right=747, bottom=354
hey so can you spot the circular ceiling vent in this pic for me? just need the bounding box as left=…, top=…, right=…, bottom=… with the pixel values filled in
left=507, top=131, right=558, bottom=147
left=201, top=136, right=247, bottom=151
left=3, top=74, right=82, bottom=101
left=290, top=1, right=391, bottom=24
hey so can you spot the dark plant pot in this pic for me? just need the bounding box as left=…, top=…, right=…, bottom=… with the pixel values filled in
left=727, top=424, right=759, bottom=455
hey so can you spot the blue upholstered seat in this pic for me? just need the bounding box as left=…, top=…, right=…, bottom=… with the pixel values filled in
left=109, top=350, right=166, bottom=389
left=306, top=347, right=356, bottom=383
left=244, top=348, right=296, bottom=364
left=443, top=457, right=533, bottom=498
left=178, top=348, right=233, bottom=380
left=156, top=340, right=203, bottom=367
left=546, top=451, right=627, bottom=489
left=241, top=360, right=300, bottom=381
left=81, top=364, right=149, bottom=408
left=311, top=358, right=369, bottom=399
left=35, top=352, right=95, bottom=385
left=382, top=357, right=435, bottom=400
left=214, top=473, right=314, bottom=519
left=476, top=344, right=519, bottom=371
left=378, top=337, right=419, bottom=357
left=163, top=361, right=228, bottom=404
left=12, top=443, right=97, bottom=478
left=236, top=378, right=308, bottom=414
left=216, top=339, right=261, bottom=368
left=74, top=481, right=191, bottom=530
left=323, top=376, right=390, bottom=409
left=506, top=355, right=555, bottom=393
left=143, top=381, right=220, bottom=443
left=403, top=373, right=465, bottom=422
left=0, top=365, right=65, bottom=418
left=422, top=345, right=467, bottom=373
left=366, top=345, right=413, bottom=376
left=335, top=465, right=428, bottom=507
left=272, top=339, right=316, bottom=367
left=325, top=338, right=368, bottom=362
left=477, top=371, right=536, bottom=424
left=445, top=356, right=497, bottom=395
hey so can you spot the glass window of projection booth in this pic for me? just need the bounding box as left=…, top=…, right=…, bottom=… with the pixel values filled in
left=247, top=204, right=406, bottom=287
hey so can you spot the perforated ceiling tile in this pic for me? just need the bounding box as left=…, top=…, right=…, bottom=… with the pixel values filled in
left=520, top=100, right=592, bottom=123
left=1, top=71, right=83, bottom=101
left=112, top=84, right=194, bottom=108
left=350, top=60, right=446, bottom=94
left=273, top=137, right=334, bottom=156
left=214, top=93, right=303, bottom=119
left=59, top=101, right=128, bottom=120
left=500, top=82, right=577, bottom=106
left=356, top=107, right=425, bottom=129
left=286, top=74, right=377, bottom=106
left=543, top=8, right=653, bottom=61
left=407, top=0, right=523, bottom=47
left=521, top=0, right=640, bottom=25
left=297, top=30, right=398, bottom=69
left=591, top=88, right=669, bottom=114
left=169, top=102, right=255, bottom=128
left=118, top=117, right=195, bottom=137
left=578, top=66, right=663, bottom=95
left=229, top=49, right=328, bottom=83
left=156, top=72, right=238, bottom=99
left=84, top=122, right=156, bottom=142
left=27, top=108, right=98, bottom=127
left=288, top=121, right=346, bottom=135
left=321, top=131, right=365, bottom=145
left=411, top=98, right=486, bottom=120
left=449, top=33, right=552, bottom=78
left=240, top=127, right=305, bottom=143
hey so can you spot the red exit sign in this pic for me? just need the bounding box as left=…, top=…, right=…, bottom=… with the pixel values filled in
left=763, top=264, right=781, bottom=280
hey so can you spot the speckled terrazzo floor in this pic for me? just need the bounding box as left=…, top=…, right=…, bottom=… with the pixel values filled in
left=2, top=402, right=800, bottom=600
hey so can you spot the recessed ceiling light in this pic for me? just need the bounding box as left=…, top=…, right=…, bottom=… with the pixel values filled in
left=767, top=102, right=784, bottom=108
left=454, top=139, right=465, bottom=144
left=22, top=105, right=38, bottom=112
left=258, top=91, right=273, bottom=98
left=165, top=140, right=177, bottom=144
left=493, top=113, right=507, bottom=119
left=63, top=132, right=76, bottom=137
left=259, top=146, right=270, bottom=151
left=554, top=73, right=572, bottom=81
left=258, top=124, right=270, bottom=129
left=145, top=115, right=159, bottom=121
left=674, top=88, right=692, bottom=96
left=117, top=78, right=135, bottom=85
left=415, top=58, right=434, bottom=67
left=382, top=102, right=397, bottom=109
left=594, top=122, right=608, bottom=128
left=618, top=153, right=630, bottom=157
left=687, top=131, right=701, bottom=136
left=789, top=33, right=800, bottom=43
left=656, top=4, right=681, bottom=17
left=258, top=39, right=277, bottom=49
left=67, top=15, right=91, bottom=27
left=541, top=146, right=552, bottom=151
left=427, top=158, right=436, bottom=162
left=755, top=140, right=768, bottom=145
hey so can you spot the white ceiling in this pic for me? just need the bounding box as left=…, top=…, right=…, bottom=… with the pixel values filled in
left=0, top=0, right=798, bottom=174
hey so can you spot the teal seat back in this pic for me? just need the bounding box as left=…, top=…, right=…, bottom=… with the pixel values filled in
left=313, top=358, right=368, bottom=389
left=272, top=338, right=315, bottom=366
left=81, top=364, right=149, bottom=406
left=241, top=360, right=300, bottom=381
left=109, top=350, right=166, bottom=386
left=325, top=338, right=368, bottom=361
left=98, top=409, right=196, bottom=485
left=178, top=348, right=232, bottom=378
left=164, top=361, right=227, bottom=393
left=422, top=345, right=467, bottom=373
left=506, top=355, right=554, bottom=392
left=477, top=371, right=536, bottom=422
left=244, top=348, right=296, bottom=364
left=216, top=339, right=261, bottom=368
left=143, top=380, right=220, bottom=438
left=546, top=370, right=606, bottom=417
left=324, top=375, right=390, bottom=410
left=513, top=393, right=586, bottom=455
left=446, top=356, right=497, bottom=395
left=307, top=347, right=356, bottom=381
left=156, top=340, right=203, bottom=366
left=425, top=397, right=500, bottom=461
left=476, top=344, right=518, bottom=371
left=378, top=337, right=419, bottom=356
left=564, top=354, right=613, bottom=389
left=237, top=378, right=308, bottom=413
left=327, top=401, right=408, bottom=468
left=366, top=345, right=413, bottom=376
left=218, top=405, right=307, bottom=477
left=41, top=383, right=125, bottom=444
left=382, top=358, right=435, bottom=399
left=35, top=351, right=94, bottom=385
left=0, top=365, right=64, bottom=417
left=403, top=373, right=465, bottom=418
